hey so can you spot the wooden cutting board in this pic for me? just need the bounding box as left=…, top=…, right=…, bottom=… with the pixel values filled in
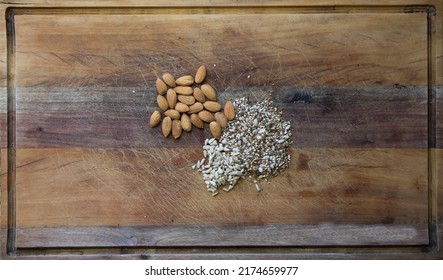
left=0, top=0, right=442, bottom=259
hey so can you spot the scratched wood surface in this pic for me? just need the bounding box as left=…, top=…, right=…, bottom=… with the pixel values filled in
left=0, top=1, right=442, bottom=258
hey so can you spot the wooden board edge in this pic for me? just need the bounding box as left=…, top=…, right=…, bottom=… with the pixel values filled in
left=0, top=0, right=441, bottom=259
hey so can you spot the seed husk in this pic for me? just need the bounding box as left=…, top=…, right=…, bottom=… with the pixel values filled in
left=201, top=84, right=217, bottom=101
left=190, top=113, right=204, bottom=129
left=188, top=102, right=204, bottom=114
left=198, top=110, right=215, bottom=123
left=157, top=95, right=169, bottom=111
left=193, top=87, right=206, bottom=103
left=174, top=86, right=193, bottom=95
left=175, top=75, right=194, bottom=86
left=175, top=102, right=190, bottom=113
left=164, top=109, right=180, bottom=120
left=177, top=95, right=195, bottom=105
left=214, top=112, right=228, bottom=129
left=162, top=73, right=176, bottom=87
left=209, top=121, right=222, bottom=139
left=162, top=116, right=172, bottom=137
left=224, top=100, right=235, bottom=120
left=166, top=89, right=177, bottom=109
left=155, top=78, right=168, bottom=95
left=172, top=119, right=182, bottom=139
left=149, top=110, right=162, bottom=128
left=203, top=101, right=222, bottom=112
left=181, top=113, right=192, bottom=132
left=195, top=65, right=206, bottom=84
left=194, top=97, right=292, bottom=195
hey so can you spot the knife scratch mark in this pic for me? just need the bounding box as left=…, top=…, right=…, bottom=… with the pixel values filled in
left=16, top=158, right=45, bottom=169
left=50, top=52, right=70, bottom=65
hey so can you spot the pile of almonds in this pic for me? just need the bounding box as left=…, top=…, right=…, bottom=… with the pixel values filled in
left=149, top=65, right=235, bottom=139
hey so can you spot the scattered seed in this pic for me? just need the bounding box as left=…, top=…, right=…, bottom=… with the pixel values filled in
left=193, top=96, right=292, bottom=195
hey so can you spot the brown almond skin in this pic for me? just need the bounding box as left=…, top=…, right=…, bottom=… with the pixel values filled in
left=157, top=95, right=169, bottom=112
left=201, top=84, right=217, bottom=101
left=172, top=119, right=182, bottom=139
left=198, top=110, right=215, bottom=123
left=155, top=78, right=167, bottom=95
left=195, top=65, right=206, bottom=84
left=190, top=113, right=204, bottom=129
left=224, top=100, right=235, bottom=120
left=162, top=73, right=176, bottom=87
left=162, top=116, right=172, bottom=137
left=149, top=110, right=162, bottom=128
left=175, top=75, right=194, bottom=86
left=166, top=89, right=177, bottom=109
left=188, top=102, right=204, bottom=114
left=174, top=86, right=193, bottom=95
left=175, top=102, right=190, bottom=113
left=177, top=95, right=195, bottom=106
left=164, top=109, right=181, bottom=120
left=209, top=121, right=222, bottom=140
left=203, top=101, right=222, bottom=112
left=214, top=112, right=228, bottom=129
left=193, top=87, right=206, bottom=103
left=181, top=113, right=192, bottom=132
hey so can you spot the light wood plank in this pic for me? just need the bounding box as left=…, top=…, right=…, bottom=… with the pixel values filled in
left=13, top=12, right=427, bottom=88
left=13, top=148, right=427, bottom=232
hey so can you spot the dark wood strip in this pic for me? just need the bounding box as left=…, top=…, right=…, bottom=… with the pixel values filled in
left=0, top=86, right=430, bottom=148
left=437, top=87, right=443, bottom=148
left=16, top=224, right=428, bottom=248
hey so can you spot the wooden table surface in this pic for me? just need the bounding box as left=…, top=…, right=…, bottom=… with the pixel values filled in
left=0, top=0, right=442, bottom=259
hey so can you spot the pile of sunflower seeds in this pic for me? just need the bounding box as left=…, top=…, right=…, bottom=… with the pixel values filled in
left=192, top=97, right=292, bottom=196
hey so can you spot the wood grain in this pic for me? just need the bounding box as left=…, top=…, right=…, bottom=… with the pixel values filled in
left=0, top=1, right=441, bottom=87
left=2, top=139, right=436, bottom=256
left=12, top=148, right=428, bottom=244
left=1, top=0, right=442, bottom=258
left=16, top=224, right=428, bottom=248
left=0, top=87, right=428, bottom=149
left=12, top=12, right=427, bottom=89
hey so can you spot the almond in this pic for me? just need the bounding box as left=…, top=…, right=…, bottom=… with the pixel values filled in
left=209, top=121, right=222, bottom=140
left=177, top=95, right=195, bottom=106
left=188, top=102, right=204, bottom=114
left=195, top=65, right=206, bottom=84
left=164, top=109, right=180, bottom=120
left=155, top=78, right=167, bottom=95
left=157, top=95, right=169, bottom=111
left=201, top=84, right=217, bottom=101
left=149, top=110, right=162, bottom=128
left=203, top=101, right=221, bottom=112
left=166, top=89, right=177, bottom=109
left=162, top=116, right=172, bottom=137
left=214, top=112, right=228, bottom=129
left=174, top=86, right=193, bottom=95
left=172, top=119, right=182, bottom=139
left=175, top=75, right=194, bottom=86
left=175, top=102, right=190, bottom=113
left=193, top=87, right=206, bottom=103
left=181, top=113, right=192, bottom=132
left=162, top=73, right=176, bottom=87
left=224, top=100, right=235, bottom=120
left=198, top=110, right=215, bottom=123
left=190, top=113, right=204, bottom=129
